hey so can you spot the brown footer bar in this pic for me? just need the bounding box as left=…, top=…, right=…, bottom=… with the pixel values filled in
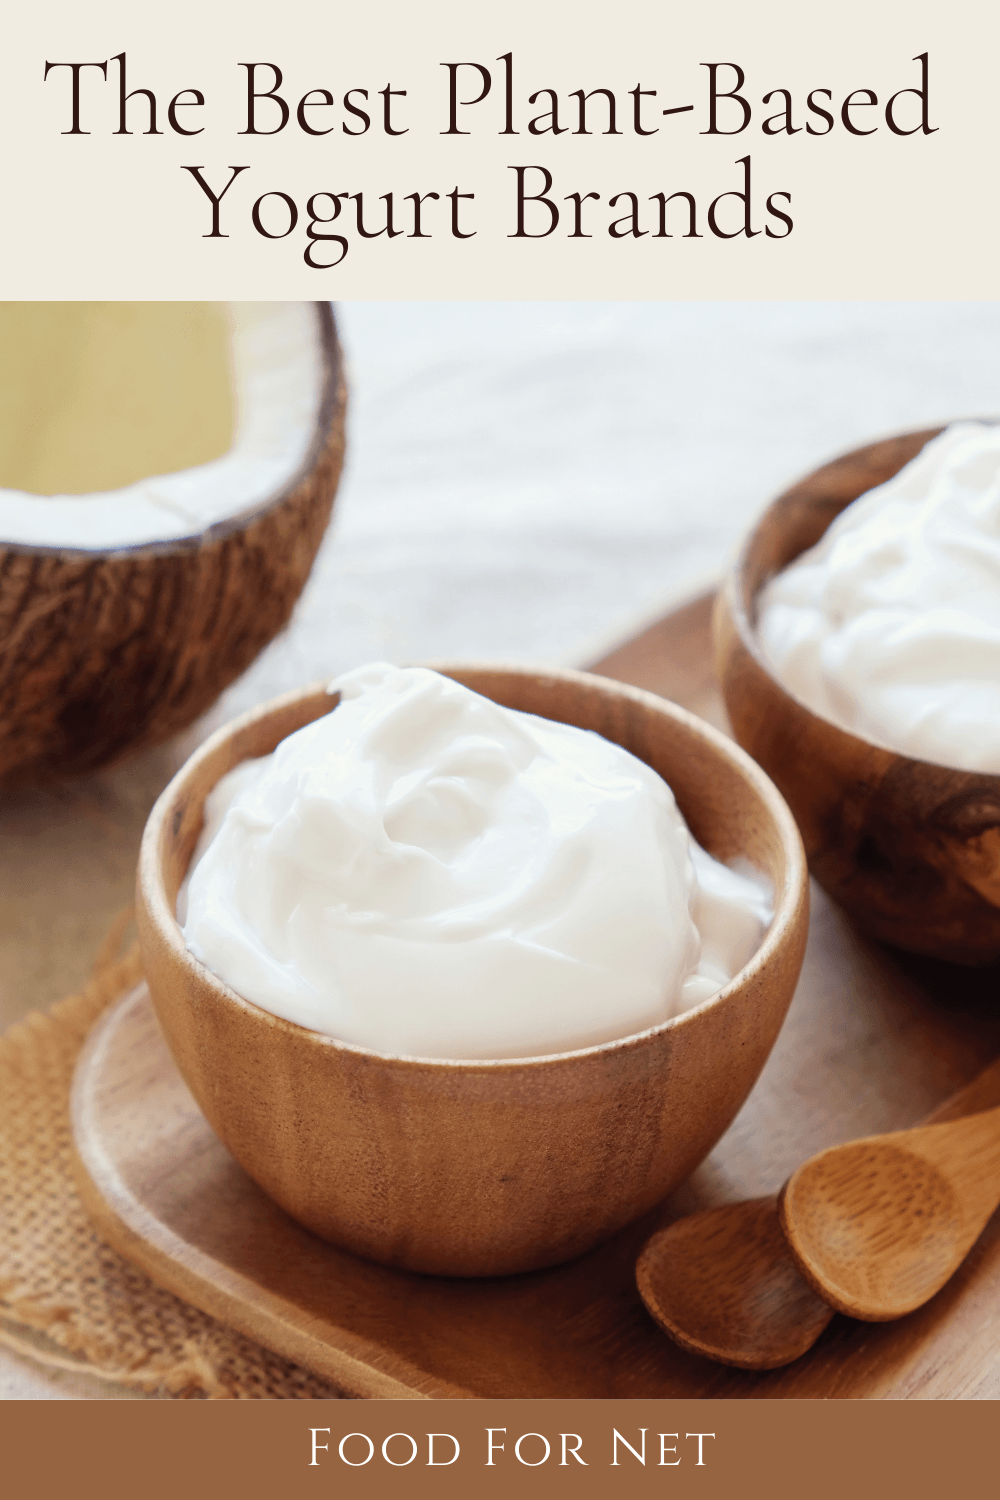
left=2, top=1397, right=992, bottom=1500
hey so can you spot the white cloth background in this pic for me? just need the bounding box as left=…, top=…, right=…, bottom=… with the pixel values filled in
left=201, top=300, right=1000, bottom=736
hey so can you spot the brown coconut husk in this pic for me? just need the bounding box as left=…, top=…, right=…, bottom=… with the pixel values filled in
left=0, top=303, right=346, bottom=787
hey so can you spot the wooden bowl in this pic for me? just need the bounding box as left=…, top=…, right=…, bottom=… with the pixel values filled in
left=136, top=667, right=808, bottom=1278
left=714, top=424, right=1000, bottom=966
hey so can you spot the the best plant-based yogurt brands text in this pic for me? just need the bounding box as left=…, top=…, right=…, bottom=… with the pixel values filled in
left=40, top=50, right=936, bottom=267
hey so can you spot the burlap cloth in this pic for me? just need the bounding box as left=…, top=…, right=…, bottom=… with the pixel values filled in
left=0, top=916, right=341, bottom=1399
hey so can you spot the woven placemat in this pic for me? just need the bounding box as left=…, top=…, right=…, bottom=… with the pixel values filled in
left=0, top=916, right=340, bottom=1399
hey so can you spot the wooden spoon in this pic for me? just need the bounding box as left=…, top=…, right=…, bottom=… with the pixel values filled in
left=637, top=1054, right=1000, bottom=1367
left=635, top=1194, right=834, bottom=1368
left=779, top=1100, right=1000, bottom=1321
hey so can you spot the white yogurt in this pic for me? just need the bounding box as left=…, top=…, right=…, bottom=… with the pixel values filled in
left=758, top=422, right=1000, bottom=773
left=180, top=664, right=771, bottom=1060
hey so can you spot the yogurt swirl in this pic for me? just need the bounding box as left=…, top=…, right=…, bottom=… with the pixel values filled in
left=181, top=664, right=771, bottom=1060
left=758, top=422, right=1000, bottom=773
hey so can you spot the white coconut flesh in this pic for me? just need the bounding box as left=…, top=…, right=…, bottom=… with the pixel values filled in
left=0, top=302, right=325, bottom=549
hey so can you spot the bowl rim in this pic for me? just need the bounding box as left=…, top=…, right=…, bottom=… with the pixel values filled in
left=139, top=664, right=808, bottom=1073
left=726, top=419, right=1000, bottom=783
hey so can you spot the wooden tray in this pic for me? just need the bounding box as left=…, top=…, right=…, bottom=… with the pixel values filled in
left=70, top=593, right=1000, bottom=1399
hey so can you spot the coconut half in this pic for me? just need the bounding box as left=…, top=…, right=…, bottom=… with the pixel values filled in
left=0, top=301, right=346, bottom=785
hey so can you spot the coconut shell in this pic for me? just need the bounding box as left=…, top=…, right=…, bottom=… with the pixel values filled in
left=0, top=303, right=346, bottom=787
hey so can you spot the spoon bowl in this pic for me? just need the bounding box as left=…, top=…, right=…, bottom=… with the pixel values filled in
left=779, top=1104, right=1000, bottom=1321
left=636, top=1195, right=833, bottom=1369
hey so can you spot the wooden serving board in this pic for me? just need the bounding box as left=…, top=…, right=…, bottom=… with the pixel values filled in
left=70, top=593, right=1000, bottom=1399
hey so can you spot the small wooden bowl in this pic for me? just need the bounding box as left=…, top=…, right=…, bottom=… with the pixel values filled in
left=714, top=425, right=1000, bottom=966
left=136, top=667, right=808, bottom=1277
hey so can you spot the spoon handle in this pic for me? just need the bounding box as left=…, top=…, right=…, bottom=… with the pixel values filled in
left=902, top=1099, right=1000, bottom=1195
left=924, top=1054, right=1000, bottom=1125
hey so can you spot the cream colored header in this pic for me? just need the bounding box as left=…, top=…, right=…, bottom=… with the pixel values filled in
left=5, top=0, right=995, bottom=297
